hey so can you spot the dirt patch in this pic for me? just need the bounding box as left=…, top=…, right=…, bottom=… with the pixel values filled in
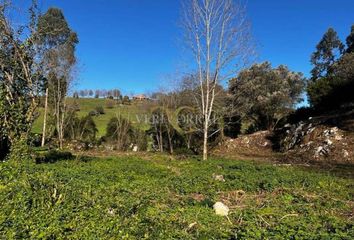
left=213, top=131, right=276, bottom=160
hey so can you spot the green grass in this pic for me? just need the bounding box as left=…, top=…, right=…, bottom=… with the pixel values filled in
left=1, top=155, right=353, bottom=239
left=32, top=98, right=152, bottom=137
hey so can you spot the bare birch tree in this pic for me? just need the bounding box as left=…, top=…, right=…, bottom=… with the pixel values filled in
left=181, top=0, right=254, bottom=160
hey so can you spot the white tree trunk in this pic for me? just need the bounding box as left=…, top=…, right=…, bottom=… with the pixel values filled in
left=41, top=88, right=49, bottom=147
left=182, top=0, right=253, bottom=160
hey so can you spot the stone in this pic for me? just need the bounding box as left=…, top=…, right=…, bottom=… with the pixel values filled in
left=315, top=146, right=329, bottom=157
left=213, top=202, right=229, bottom=216
left=132, top=145, right=138, bottom=152
left=188, top=222, right=197, bottom=229
left=324, top=139, right=333, bottom=145
left=107, top=208, right=115, bottom=215
left=334, top=134, right=343, bottom=141
left=213, top=174, right=225, bottom=182
left=342, top=150, right=349, bottom=158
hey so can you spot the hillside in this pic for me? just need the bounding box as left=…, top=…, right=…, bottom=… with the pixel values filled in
left=32, top=98, right=153, bottom=137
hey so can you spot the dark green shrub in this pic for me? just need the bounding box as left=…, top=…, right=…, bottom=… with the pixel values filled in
left=64, top=113, right=98, bottom=141
left=78, top=116, right=98, bottom=141
left=131, top=129, right=148, bottom=151
left=106, top=116, right=147, bottom=151
left=88, top=110, right=99, bottom=116
left=28, top=133, right=42, bottom=147
left=7, top=138, right=31, bottom=162
left=122, top=96, right=131, bottom=105
left=173, top=147, right=196, bottom=156
left=0, top=136, right=10, bottom=161
left=223, top=115, right=241, bottom=138
left=35, top=150, right=74, bottom=164
left=106, top=116, right=132, bottom=150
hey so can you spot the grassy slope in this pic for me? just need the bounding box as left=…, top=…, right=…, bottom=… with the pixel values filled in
left=32, top=98, right=152, bottom=137
left=1, top=155, right=353, bottom=239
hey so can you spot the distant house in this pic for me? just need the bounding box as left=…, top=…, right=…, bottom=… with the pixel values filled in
left=133, top=94, right=149, bottom=101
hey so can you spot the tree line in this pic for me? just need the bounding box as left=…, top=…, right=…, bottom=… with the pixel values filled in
left=73, top=89, right=122, bottom=99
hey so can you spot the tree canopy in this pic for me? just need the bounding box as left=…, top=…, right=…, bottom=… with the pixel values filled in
left=228, top=62, right=305, bottom=130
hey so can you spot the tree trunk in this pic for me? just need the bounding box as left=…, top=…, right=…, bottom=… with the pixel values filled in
left=159, top=128, right=163, bottom=152
left=41, top=88, right=49, bottom=147
left=202, top=117, right=208, bottom=161
left=167, top=130, right=173, bottom=154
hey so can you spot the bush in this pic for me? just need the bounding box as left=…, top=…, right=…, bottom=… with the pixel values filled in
left=78, top=116, right=98, bottom=141
left=28, top=133, right=42, bottom=147
left=88, top=110, right=99, bottom=116
left=7, top=138, right=31, bottom=162
left=64, top=113, right=98, bottom=141
left=67, top=101, right=80, bottom=112
left=106, top=116, right=132, bottom=150
left=105, top=99, right=115, bottom=109
left=0, top=136, right=10, bottom=161
left=122, top=96, right=131, bottom=105
left=131, top=129, right=148, bottom=151
left=223, top=115, right=241, bottom=138
left=95, top=106, right=105, bottom=114
left=35, top=150, right=74, bottom=164
left=106, top=116, right=147, bottom=151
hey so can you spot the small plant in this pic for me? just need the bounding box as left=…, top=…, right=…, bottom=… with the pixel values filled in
left=95, top=106, right=105, bottom=114
left=88, top=110, right=99, bottom=116
left=106, top=99, right=115, bottom=109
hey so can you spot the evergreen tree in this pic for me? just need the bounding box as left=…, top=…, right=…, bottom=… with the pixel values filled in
left=310, top=28, right=344, bottom=80
left=346, top=25, right=354, bottom=54
left=37, top=8, right=78, bottom=148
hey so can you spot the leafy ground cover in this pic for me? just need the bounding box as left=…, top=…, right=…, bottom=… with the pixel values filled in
left=1, top=155, right=353, bottom=239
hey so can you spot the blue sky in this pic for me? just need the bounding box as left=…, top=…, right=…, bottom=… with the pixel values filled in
left=26, top=0, right=354, bottom=95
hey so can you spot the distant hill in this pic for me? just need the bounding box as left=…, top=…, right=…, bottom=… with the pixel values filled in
left=32, top=98, right=153, bottom=137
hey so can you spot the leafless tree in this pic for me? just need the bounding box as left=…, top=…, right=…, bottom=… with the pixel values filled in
left=181, top=0, right=254, bottom=160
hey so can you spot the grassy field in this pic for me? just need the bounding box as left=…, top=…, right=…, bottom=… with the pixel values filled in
left=32, top=98, right=152, bottom=137
left=1, top=155, right=353, bottom=239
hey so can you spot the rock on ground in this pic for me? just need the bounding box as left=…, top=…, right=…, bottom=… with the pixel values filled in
left=213, top=202, right=229, bottom=216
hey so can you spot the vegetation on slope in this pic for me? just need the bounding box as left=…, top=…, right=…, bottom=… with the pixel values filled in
left=32, top=98, right=152, bottom=137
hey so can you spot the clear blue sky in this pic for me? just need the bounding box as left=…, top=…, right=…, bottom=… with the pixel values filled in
left=33, top=0, right=354, bottom=95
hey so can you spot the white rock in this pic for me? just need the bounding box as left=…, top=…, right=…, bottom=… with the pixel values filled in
left=334, top=135, right=343, bottom=141
left=133, top=145, right=138, bottom=152
left=212, top=174, right=225, bottom=182
left=213, top=202, right=229, bottom=216
left=330, top=127, right=339, bottom=134
left=324, top=139, right=333, bottom=145
left=343, top=150, right=349, bottom=158
left=316, top=146, right=323, bottom=153
left=107, top=208, right=115, bottom=215
left=188, top=222, right=197, bottom=229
